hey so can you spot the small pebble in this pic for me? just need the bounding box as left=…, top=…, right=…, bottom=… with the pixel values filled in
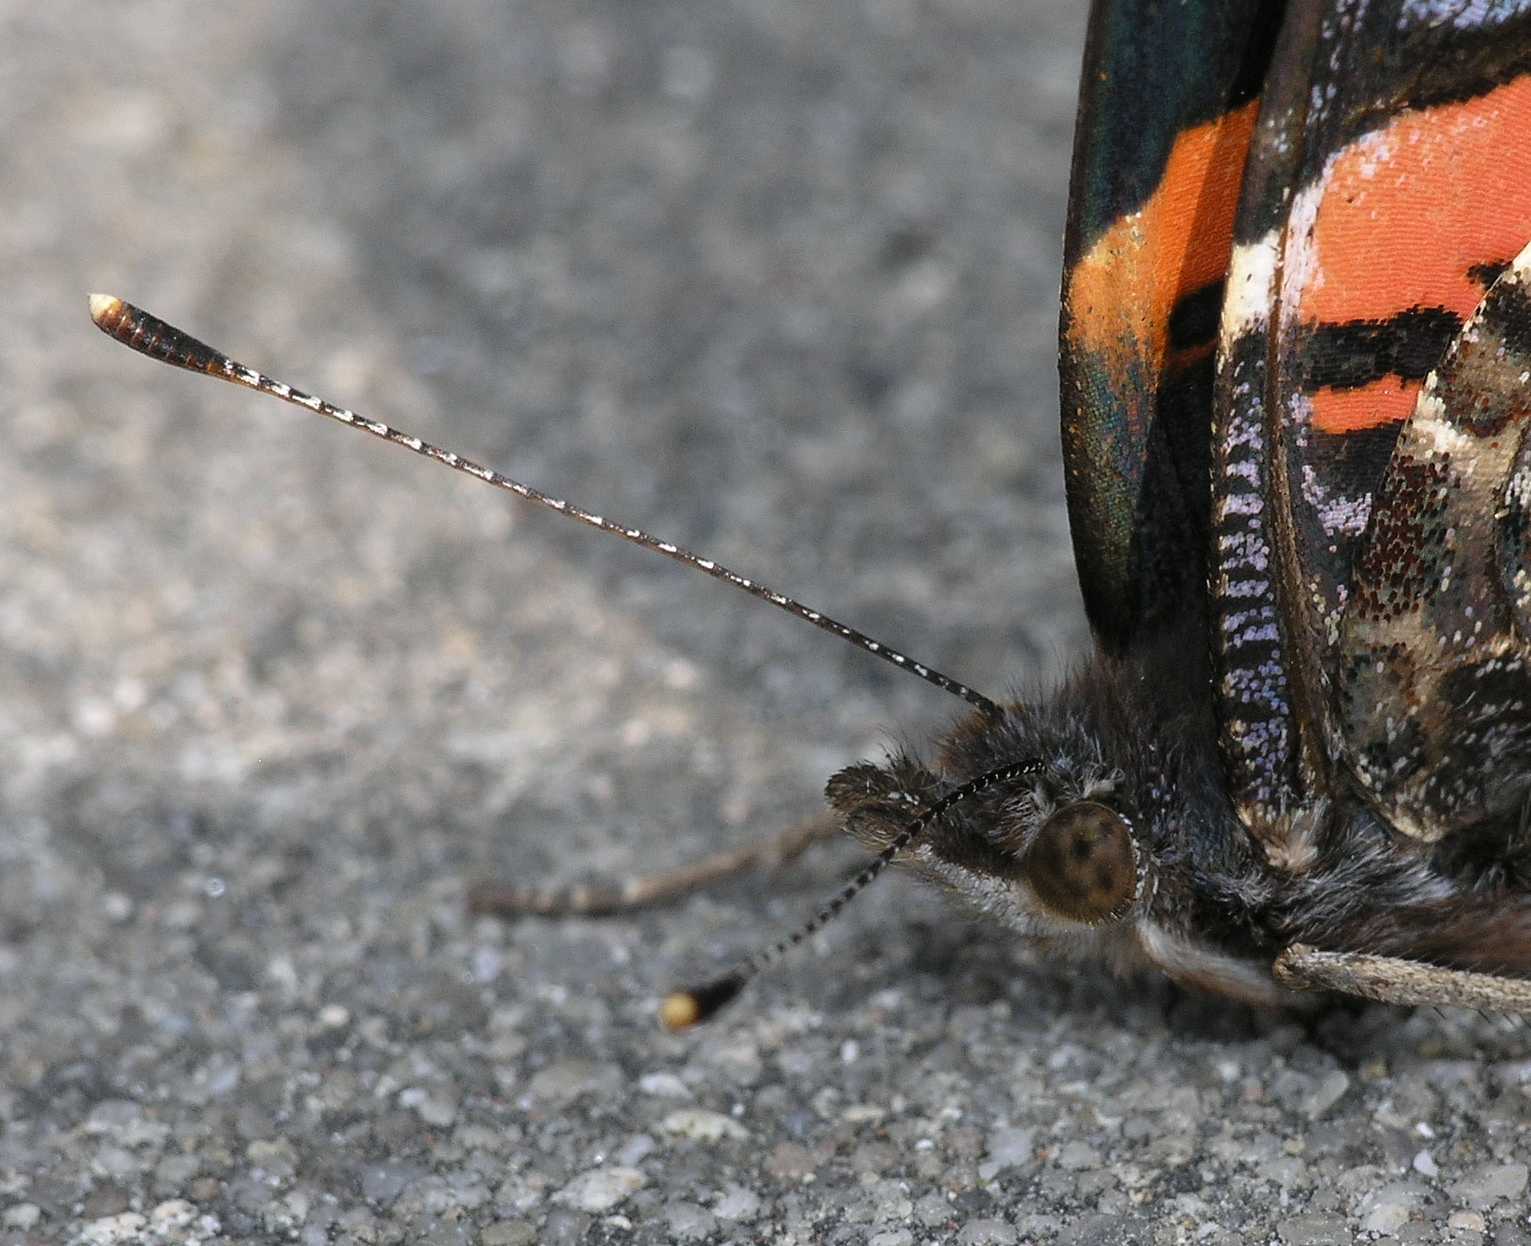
left=665, top=1200, right=717, bottom=1241
left=552, top=1166, right=646, bottom=1213
left=526, top=1060, right=624, bottom=1105
left=1056, top=1141, right=1100, bottom=1171
left=399, top=1086, right=458, bottom=1128
left=2, top=1204, right=41, bottom=1230
left=77, top=1213, right=149, bottom=1246
left=713, top=1183, right=761, bottom=1221
left=1452, top=1162, right=1529, bottom=1207
left=637, top=1071, right=691, bottom=1100
left=317, top=1003, right=350, bottom=1029
left=980, top=1126, right=1035, bottom=1180
left=1361, top=1201, right=1409, bottom=1235
left=1276, top=1213, right=1349, bottom=1246
left=361, top=1161, right=423, bottom=1206
left=149, top=1200, right=197, bottom=1229
left=661, top=1108, right=749, bottom=1141
left=1303, top=1070, right=1350, bottom=1120
left=766, top=1142, right=815, bottom=1180
left=482, top=1224, right=537, bottom=1246
left=955, top=1219, right=1018, bottom=1245
left=616, top=1133, right=656, bottom=1166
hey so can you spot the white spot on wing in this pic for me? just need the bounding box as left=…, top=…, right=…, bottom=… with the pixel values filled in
left=1220, top=230, right=1281, bottom=350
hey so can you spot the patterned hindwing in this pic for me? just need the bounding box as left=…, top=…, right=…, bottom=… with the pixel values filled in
left=1059, top=0, right=1284, bottom=659
left=1337, top=244, right=1531, bottom=842
left=1210, top=0, right=1531, bottom=860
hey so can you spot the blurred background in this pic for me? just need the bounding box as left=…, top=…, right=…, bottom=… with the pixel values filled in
left=7, top=3, right=1520, bottom=1244
left=5, top=1, right=1086, bottom=1236
left=11, top=0, right=1080, bottom=938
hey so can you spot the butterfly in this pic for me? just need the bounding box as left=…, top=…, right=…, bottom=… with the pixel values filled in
left=92, top=0, right=1531, bottom=1026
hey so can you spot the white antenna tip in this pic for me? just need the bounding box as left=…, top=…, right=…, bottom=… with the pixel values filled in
left=88, top=292, right=124, bottom=327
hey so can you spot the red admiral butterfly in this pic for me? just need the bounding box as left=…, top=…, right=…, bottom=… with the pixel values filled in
left=93, top=0, right=1531, bottom=1027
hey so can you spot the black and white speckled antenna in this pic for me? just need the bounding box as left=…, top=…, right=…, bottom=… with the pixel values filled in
left=89, top=294, right=999, bottom=717
left=89, top=292, right=1015, bottom=1028
left=660, top=757, right=1042, bottom=1029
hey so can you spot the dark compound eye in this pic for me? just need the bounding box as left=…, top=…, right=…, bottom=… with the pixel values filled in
left=1021, top=801, right=1138, bottom=924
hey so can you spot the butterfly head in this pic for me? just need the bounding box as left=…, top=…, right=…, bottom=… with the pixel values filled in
left=825, top=694, right=1166, bottom=952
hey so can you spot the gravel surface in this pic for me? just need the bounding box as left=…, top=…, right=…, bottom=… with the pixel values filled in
left=8, top=2, right=1531, bottom=1243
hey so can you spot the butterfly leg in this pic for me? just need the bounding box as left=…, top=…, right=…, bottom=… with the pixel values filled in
left=467, top=814, right=840, bottom=916
left=1274, top=944, right=1531, bottom=1015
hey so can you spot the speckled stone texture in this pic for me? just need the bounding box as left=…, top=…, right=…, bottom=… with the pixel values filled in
left=7, top=2, right=1531, bottom=1243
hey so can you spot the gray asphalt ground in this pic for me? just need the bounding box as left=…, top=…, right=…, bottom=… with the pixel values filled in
left=6, top=2, right=1531, bottom=1243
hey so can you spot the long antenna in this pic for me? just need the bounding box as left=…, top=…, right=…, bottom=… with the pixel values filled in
left=660, top=757, right=1042, bottom=1030
left=90, top=294, right=999, bottom=715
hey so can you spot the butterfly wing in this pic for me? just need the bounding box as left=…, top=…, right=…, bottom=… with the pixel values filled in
left=1210, top=0, right=1531, bottom=853
left=1059, top=0, right=1285, bottom=656
left=1337, top=245, right=1531, bottom=843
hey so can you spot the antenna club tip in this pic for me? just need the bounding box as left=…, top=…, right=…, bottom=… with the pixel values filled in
left=659, top=992, right=703, bottom=1032
left=88, top=292, right=126, bottom=329
left=659, top=973, right=746, bottom=1030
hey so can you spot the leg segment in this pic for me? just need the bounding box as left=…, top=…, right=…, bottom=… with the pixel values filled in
left=468, top=814, right=839, bottom=916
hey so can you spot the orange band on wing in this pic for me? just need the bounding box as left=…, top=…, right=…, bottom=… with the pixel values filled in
left=1311, top=375, right=1420, bottom=435
left=1301, top=74, right=1531, bottom=329
left=1065, top=101, right=1259, bottom=391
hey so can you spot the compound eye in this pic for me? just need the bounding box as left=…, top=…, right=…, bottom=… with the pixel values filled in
left=1021, top=801, right=1138, bottom=924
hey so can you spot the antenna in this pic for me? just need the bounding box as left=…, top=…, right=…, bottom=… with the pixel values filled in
left=89, top=295, right=999, bottom=715
left=660, top=757, right=1042, bottom=1030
